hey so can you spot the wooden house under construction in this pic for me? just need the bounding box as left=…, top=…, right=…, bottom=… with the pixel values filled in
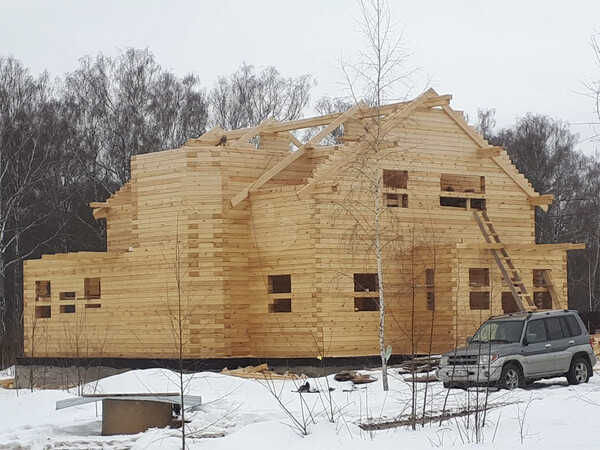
left=23, top=89, right=584, bottom=361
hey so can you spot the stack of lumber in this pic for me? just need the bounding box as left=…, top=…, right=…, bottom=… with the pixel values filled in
left=591, top=334, right=600, bottom=357
left=221, top=364, right=305, bottom=380
left=396, top=356, right=441, bottom=374
left=333, top=370, right=376, bottom=384
left=0, top=378, right=14, bottom=389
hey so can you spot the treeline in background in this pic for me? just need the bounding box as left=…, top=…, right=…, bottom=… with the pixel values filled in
left=1, top=48, right=598, bottom=366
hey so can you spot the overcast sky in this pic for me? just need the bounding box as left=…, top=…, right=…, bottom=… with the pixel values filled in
left=1, top=0, right=599, bottom=153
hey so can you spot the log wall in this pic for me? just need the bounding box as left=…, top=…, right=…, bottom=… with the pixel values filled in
left=23, top=101, right=574, bottom=360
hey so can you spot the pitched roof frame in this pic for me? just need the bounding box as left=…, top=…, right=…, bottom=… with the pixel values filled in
left=296, top=89, right=442, bottom=199
left=440, top=105, right=552, bottom=211
left=230, top=102, right=368, bottom=207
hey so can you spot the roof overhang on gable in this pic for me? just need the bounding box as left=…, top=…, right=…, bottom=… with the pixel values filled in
left=178, top=89, right=551, bottom=212
left=440, top=105, right=552, bottom=211
left=227, top=88, right=452, bottom=207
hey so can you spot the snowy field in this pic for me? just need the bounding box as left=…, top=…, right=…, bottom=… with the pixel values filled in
left=1, top=364, right=599, bottom=449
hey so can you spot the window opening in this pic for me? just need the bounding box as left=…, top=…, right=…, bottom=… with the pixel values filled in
left=471, top=199, right=486, bottom=211
left=425, top=268, right=435, bottom=310
left=501, top=292, right=519, bottom=314
left=469, top=292, right=490, bottom=310
left=35, top=281, right=51, bottom=300
left=533, top=269, right=548, bottom=287
left=426, top=292, right=435, bottom=310
left=268, top=275, right=291, bottom=294
left=425, top=269, right=435, bottom=287
left=85, top=303, right=102, bottom=309
left=440, top=174, right=485, bottom=193
left=383, top=169, right=408, bottom=189
left=385, top=193, right=408, bottom=208
left=354, top=297, right=380, bottom=312
left=60, top=292, right=76, bottom=300
left=354, top=273, right=378, bottom=292
left=269, top=298, right=291, bottom=313
left=35, top=305, right=51, bottom=319
left=440, top=197, right=467, bottom=208
left=385, top=193, right=399, bottom=207
left=534, top=292, right=552, bottom=309
left=469, top=268, right=489, bottom=287
left=60, top=305, right=76, bottom=314
left=84, top=277, right=101, bottom=299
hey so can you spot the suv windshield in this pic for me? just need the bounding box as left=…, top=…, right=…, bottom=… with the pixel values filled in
left=471, top=320, right=524, bottom=344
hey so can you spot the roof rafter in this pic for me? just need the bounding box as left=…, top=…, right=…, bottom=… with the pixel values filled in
left=199, top=95, right=451, bottom=144
left=230, top=102, right=367, bottom=207
left=296, top=89, right=442, bottom=199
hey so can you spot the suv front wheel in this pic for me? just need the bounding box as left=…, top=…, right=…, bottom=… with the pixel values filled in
left=499, top=363, right=524, bottom=390
left=566, top=357, right=591, bottom=385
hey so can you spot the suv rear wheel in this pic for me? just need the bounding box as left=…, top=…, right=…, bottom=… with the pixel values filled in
left=566, top=357, right=591, bottom=385
left=499, top=363, right=524, bottom=390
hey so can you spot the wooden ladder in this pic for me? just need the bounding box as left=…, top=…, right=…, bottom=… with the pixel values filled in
left=472, top=211, right=537, bottom=311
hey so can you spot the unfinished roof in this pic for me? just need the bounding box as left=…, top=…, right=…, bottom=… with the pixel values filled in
left=176, top=89, right=551, bottom=210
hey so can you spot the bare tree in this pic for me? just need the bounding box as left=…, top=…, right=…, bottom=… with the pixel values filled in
left=585, top=31, right=600, bottom=141
left=62, top=48, right=209, bottom=186
left=209, top=63, right=313, bottom=130
left=0, top=56, right=71, bottom=366
left=339, top=0, right=418, bottom=391
left=478, top=109, right=600, bottom=315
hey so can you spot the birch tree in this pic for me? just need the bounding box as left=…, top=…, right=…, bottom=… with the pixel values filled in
left=62, top=48, right=209, bottom=187
left=0, top=56, right=69, bottom=364
left=340, top=0, right=416, bottom=391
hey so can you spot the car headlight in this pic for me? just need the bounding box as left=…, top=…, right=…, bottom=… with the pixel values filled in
left=479, top=354, right=499, bottom=365
left=440, top=356, right=449, bottom=366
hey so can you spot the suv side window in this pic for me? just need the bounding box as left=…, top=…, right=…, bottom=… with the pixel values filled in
left=565, top=315, right=583, bottom=336
left=545, top=317, right=564, bottom=340
left=526, top=320, right=548, bottom=343
left=559, top=317, right=573, bottom=337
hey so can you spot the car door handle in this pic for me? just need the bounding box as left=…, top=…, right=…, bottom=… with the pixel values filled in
left=568, top=340, right=575, bottom=345
left=545, top=344, right=552, bottom=348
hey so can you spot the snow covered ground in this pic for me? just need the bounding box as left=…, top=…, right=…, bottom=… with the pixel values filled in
left=1, top=364, right=599, bottom=449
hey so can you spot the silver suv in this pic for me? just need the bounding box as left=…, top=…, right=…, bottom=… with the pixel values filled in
left=437, top=310, right=597, bottom=389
